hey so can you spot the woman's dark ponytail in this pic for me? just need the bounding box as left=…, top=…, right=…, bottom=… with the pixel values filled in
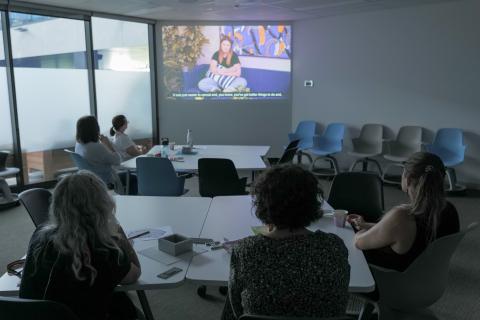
left=404, top=152, right=446, bottom=242
left=110, top=115, right=127, bottom=137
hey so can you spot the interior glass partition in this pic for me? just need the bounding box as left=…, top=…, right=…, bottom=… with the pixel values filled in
left=0, top=14, right=16, bottom=186
left=9, top=12, right=90, bottom=183
left=92, top=17, right=153, bottom=149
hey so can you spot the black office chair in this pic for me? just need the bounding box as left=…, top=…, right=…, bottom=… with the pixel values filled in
left=18, top=188, right=52, bottom=227
left=239, top=314, right=352, bottom=320
left=198, top=158, right=248, bottom=197
left=328, top=172, right=384, bottom=222
left=0, top=296, right=80, bottom=320
left=267, top=139, right=300, bottom=166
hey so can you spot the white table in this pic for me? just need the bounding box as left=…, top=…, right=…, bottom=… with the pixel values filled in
left=186, top=195, right=375, bottom=293
left=121, top=145, right=270, bottom=172
left=0, top=195, right=375, bottom=319
left=114, top=196, right=212, bottom=291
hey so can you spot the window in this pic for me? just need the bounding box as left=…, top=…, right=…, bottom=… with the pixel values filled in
left=0, top=14, right=16, bottom=185
left=10, top=12, right=90, bottom=183
left=92, top=17, right=153, bottom=148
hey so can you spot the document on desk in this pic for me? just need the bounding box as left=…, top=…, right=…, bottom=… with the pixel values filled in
left=127, top=226, right=173, bottom=241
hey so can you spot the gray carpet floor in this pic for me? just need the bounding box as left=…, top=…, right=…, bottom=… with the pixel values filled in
left=0, top=175, right=479, bottom=320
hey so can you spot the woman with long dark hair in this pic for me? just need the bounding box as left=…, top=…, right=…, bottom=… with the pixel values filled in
left=19, top=171, right=141, bottom=319
left=110, top=114, right=147, bottom=161
left=348, top=151, right=460, bottom=271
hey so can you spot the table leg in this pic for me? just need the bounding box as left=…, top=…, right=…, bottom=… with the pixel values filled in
left=136, top=290, right=155, bottom=320
left=125, top=170, right=130, bottom=195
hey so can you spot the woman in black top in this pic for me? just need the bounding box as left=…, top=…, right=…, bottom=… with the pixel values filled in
left=198, top=35, right=247, bottom=93
left=348, top=152, right=460, bottom=272
left=222, top=165, right=350, bottom=319
left=20, top=171, right=141, bottom=320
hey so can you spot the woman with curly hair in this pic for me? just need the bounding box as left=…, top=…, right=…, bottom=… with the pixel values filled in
left=222, top=165, right=350, bottom=319
left=20, top=171, right=141, bottom=319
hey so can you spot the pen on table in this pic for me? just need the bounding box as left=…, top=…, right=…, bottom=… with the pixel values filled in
left=128, top=231, right=150, bottom=240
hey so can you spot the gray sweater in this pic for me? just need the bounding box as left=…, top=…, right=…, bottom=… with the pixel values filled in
left=75, top=142, right=121, bottom=183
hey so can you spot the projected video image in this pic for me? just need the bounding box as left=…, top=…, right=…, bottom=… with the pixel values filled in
left=162, top=25, right=291, bottom=100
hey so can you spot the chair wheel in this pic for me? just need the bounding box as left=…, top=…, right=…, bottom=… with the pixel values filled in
left=197, top=285, right=207, bottom=297
left=219, top=286, right=228, bottom=296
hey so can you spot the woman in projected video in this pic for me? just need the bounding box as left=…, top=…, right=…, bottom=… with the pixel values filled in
left=198, top=36, right=247, bottom=93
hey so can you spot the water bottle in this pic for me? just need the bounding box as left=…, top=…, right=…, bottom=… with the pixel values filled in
left=186, top=129, right=193, bottom=148
left=161, top=145, right=167, bottom=158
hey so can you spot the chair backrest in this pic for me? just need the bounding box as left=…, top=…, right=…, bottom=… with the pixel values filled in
left=313, top=123, right=345, bottom=153
left=277, top=139, right=300, bottom=164
left=0, top=296, right=80, bottom=320
left=351, top=124, right=383, bottom=155
left=295, top=121, right=318, bottom=138
left=396, top=126, right=422, bottom=148
left=198, top=158, right=246, bottom=197
left=324, top=123, right=345, bottom=141
left=432, top=128, right=466, bottom=154
left=387, top=126, right=422, bottom=157
left=285, top=139, right=300, bottom=150
left=290, top=121, right=319, bottom=149
left=64, top=149, right=112, bottom=184
left=358, top=124, right=383, bottom=143
left=328, top=172, right=384, bottom=222
left=277, top=146, right=299, bottom=165
left=371, top=222, right=477, bottom=311
left=18, top=188, right=52, bottom=227
left=136, top=157, right=184, bottom=196
left=239, top=314, right=351, bottom=320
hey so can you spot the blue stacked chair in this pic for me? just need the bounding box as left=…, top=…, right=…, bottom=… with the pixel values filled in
left=309, top=123, right=345, bottom=176
left=425, top=128, right=466, bottom=192
left=288, top=120, right=319, bottom=163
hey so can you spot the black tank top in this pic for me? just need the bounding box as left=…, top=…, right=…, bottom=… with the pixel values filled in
left=363, top=201, right=459, bottom=272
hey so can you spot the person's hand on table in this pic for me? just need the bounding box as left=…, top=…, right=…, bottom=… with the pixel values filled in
left=347, top=214, right=370, bottom=231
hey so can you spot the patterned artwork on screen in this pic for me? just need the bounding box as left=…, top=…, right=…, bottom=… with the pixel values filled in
left=221, top=25, right=291, bottom=59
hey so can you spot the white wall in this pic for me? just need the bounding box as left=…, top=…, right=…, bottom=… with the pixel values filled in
left=292, top=0, right=480, bottom=186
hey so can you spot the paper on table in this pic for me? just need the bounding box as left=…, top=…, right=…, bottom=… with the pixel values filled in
left=139, top=245, right=208, bottom=265
left=127, top=226, right=173, bottom=241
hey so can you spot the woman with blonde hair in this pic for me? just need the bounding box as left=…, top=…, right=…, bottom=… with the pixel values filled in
left=20, top=171, right=141, bottom=320
left=198, top=35, right=247, bottom=93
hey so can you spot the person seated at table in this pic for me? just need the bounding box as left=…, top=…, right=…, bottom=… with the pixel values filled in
left=19, top=171, right=141, bottom=320
left=348, top=152, right=460, bottom=272
left=222, top=165, right=350, bottom=319
left=75, top=115, right=136, bottom=194
left=110, top=115, right=148, bottom=161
